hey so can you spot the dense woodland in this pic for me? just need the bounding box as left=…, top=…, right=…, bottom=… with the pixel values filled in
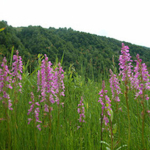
left=1, top=20, right=150, bottom=80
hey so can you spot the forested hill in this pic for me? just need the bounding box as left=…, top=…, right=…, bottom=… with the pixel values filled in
left=1, top=20, right=150, bottom=80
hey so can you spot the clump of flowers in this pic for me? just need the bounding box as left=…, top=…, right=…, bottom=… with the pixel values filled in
left=36, top=54, right=65, bottom=128
left=109, top=69, right=121, bottom=102
left=37, top=54, right=65, bottom=108
left=109, top=69, right=122, bottom=112
left=119, top=43, right=133, bottom=148
left=119, top=43, right=133, bottom=82
left=132, top=54, right=150, bottom=148
left=54, top=62, right=65, bottom=105
left=37, top=54, right=56, bottom=110
left=0, top=57, right=13, bottom=110
left=11, top=50, right=23, bottom=92
left=98, top=81, right=112, bottom=126
left=133, top=54, right=150, bottom=100
left=28, top=92, right=41, bottom=130
left=77, top=96, right=85, bottom=123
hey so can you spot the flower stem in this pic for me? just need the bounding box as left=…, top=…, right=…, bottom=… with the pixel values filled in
left=141, top=101, right=145, bottom=149
left=125, top=81, right=130, bottom=150
left=47, top=107, right=52, bottom=150
left=110, top=120, right=113, bottom=150
left=100, top=114, right=103, bottom=150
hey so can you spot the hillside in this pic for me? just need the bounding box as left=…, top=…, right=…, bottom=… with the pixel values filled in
left=1, top=20, right=150, bottom=80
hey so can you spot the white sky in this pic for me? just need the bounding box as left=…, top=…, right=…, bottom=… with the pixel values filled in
left=1, top=0, right=150, bottom=47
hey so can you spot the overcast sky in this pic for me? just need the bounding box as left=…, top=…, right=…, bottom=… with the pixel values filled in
left=1, top=0, right=150, bottom=47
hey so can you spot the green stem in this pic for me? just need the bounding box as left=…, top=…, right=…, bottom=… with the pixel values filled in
left=125, top=84, right=130, bottom=150
left=80, top=124, right=82, bottom=150
left=33, top=116, right=37, bottom=149
left=4, top=98, right=11, bottom=150
left=141, top=101, right=145, bottom=149
left=13, top=92, right=17, bottom=150
left=100, top=114, right=103, bottom=150
left=7, top=113, right=11, bottom=150
left=47, top=108, right=51, bottom=150
left=136, top=97, right=140, bottom=150
left=110, top=120, right=113, bottom=150
left=56, top=103, right=60, bottom=150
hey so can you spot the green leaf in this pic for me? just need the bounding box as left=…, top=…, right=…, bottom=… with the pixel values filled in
left=106, top=147, right=111, bottom=150
left=106, top=104, right=113, bottom=122
left=110, top=109, right=113, bottom=122
left=0, top=27, right=5, bottom=32
left=100, top=141, right=110, bottom=147
left=116, top=145, right=127, bottom=150
left=113, top=124, right=117, bottom=134
left=38, top=54, right=44, bottom=66
left=10, top=46, right=14, bottom=66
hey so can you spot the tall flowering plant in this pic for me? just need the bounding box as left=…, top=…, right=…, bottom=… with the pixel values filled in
left=28, top=92, right=41, bottom=130
left=53, top=62, right=65, bottom=137
left=11, top=50, right=23, bottom=93
left=36, top=54, right=65, bottom=129
left=37, top=54, right=56, bottom=112
left=133, top=54, right=150, bottom=100
left=98, top=81, right=114, bottom=149
left=98, top=81, right=112, bottom=127
left=54, top=62, right=65, bottom=105
left=36, top=54, right=65, bottom=149
left=0, top=57, right=13, bottom=111
left=109, top=69, right=121, bottom=112
left=0, top=57, right=13, bottom=150
left=119, top=43, right=133, bottom=82
left=0, top=50, right=23, bottom=112
left=77, top=96, right=85, bottom=123
left=77, top=96, right=85, bottom=149
left=118, top=43, right=133, bottom=149
left=132, top=54, right=150, bottom=148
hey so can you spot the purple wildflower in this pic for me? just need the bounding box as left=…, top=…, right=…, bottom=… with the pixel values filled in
left=38, top=54, right=55, bottom=104
left=11, top=50, right=23, bottom=92
left=37, top=55, right=65, bottom=129
left=0, top=57, right=13, bottom=110
left=54, top=62, right=65, bottom=104
left=119, top=43, right=133, bottom=82
left=37, top=55, right=65, bottom=114
left=27, top=92, right=41, bottom=130
left=132, top=54, right=150, bottom=100
left=77, top=96, right=85, bottom=123
left=37, top=54, right=56, bottom=122
left=109, top=69, right=121, bottom=102
left=98, top=81, right=112, bottom=126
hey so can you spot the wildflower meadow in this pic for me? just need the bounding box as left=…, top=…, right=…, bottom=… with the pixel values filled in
left=0, top=43, right=150, bottom=150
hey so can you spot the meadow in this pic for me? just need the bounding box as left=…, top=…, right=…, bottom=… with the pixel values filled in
left=0, top=43, right=150, bottom=150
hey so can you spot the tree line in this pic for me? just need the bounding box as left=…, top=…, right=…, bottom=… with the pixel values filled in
left=1, top=20, right=150, bottom=80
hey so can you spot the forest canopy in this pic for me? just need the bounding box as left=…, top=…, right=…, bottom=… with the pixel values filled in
left=1, top=20, right=150, bottom=80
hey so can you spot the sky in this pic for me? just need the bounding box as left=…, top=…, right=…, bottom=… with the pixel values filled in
left=1, top=0, right=150, bottom=47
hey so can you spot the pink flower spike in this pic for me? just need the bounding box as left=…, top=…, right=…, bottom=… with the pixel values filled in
left=98, top=81, right=112, bottom=126
left=119, top=43, right=133, bottom=81
left=77, top=96, right=85, bottom=123
left=109, top=69, right=121, bottom=110
left=0, top=57, right=13, bottom=110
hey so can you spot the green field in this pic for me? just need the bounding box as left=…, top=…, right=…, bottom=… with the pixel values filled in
left=0, top=44, right=150, bottom=150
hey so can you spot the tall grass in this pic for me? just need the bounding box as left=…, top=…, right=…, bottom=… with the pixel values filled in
left=0, top=44, right=150, bottom=150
